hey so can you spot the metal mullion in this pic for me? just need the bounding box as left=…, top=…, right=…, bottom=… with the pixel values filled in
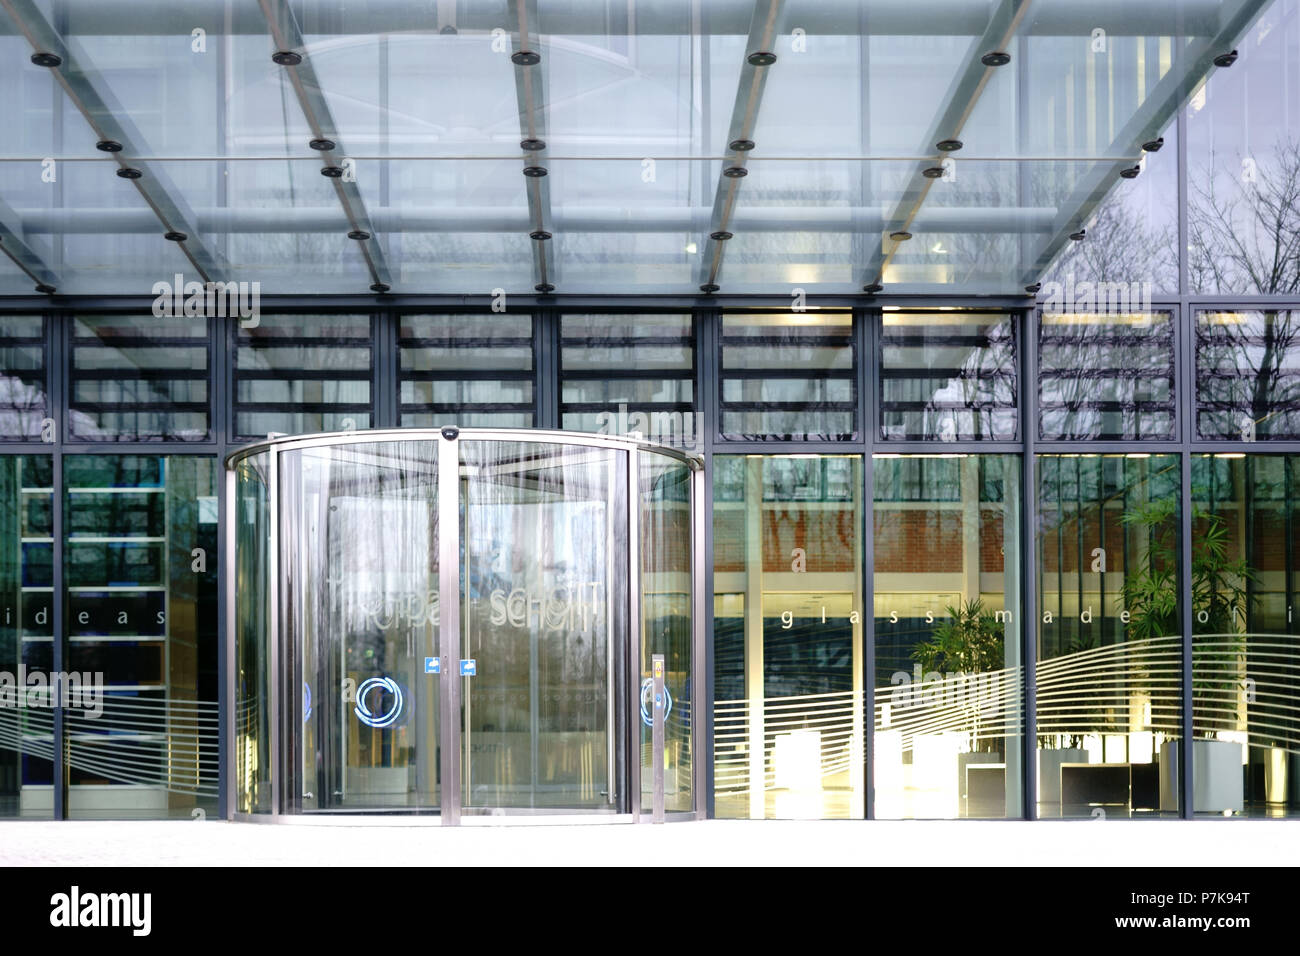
left=1180, top=449, right=1194, bottom=818
left=699, top=306, right=717, bottom=816
left=862, top=304, right=875, bottom=820
left=1021, top=305, right=1038, bottom=819
left=49, top=311, right=66, bottom=819
left=437, top=433, right=461, bottom=825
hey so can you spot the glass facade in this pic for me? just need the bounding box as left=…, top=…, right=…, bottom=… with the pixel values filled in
left=2, top=0, right=1299, bottom=825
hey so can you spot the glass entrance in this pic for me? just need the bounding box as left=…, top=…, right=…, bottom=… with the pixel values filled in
left=233, top=429, right=695, bottom=822
left=458, top=441, right=628, bottom=812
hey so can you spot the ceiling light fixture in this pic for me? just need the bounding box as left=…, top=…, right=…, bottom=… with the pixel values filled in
left=890, top=230, right=913, bottom=241
left=30, top=52, right=61, bottom=68
left=164, top=231, right=187, bottom=242
left=1069, top=228, right=1086, bottom=241
left=535, top=282, right=555, bottom=293
left=116, top=167, right=143, bottom=179
left=271, top=50, right=302, bottom=66
left=530, top=230, right=552, bottom=241
left=981, top=51, right=1011, bottom=67
left=1120, top=165, right=1141, bottom=179
left=321, top=166, right=344, bottom=178
left=863, top=282, right=883, bottom=294
left=347, top=229, right=370, bottom=240
left=747, top=51, right=777, bottom=66
left=729, top=139, right=755, bottom=152
left=522, top=165, right=547, bottom=177
left=699, top=283, right=719, bottom=293
left=520, top=138, right=546, bottom=151
left=1213, top=49, right=1238, bottom=67
left=1025, top=282, right=1041, bottom=294
left=511, top=50, right=541, bottom=66
left=937, top=139, right=963, bottom=151
left=710, top=230, right=733, bottom=241
left=96, top=140, right=123, bottom=152
left=1142, top=136, right=1164, bottom=152
left=923, top=166, right=945, bottom=179
left=309, top=138, right=336, bottom=151
left=370, top=282, right=390, bottom=293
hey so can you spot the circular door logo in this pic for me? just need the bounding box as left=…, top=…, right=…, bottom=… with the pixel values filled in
left=354, top=676, right=404, bottom=728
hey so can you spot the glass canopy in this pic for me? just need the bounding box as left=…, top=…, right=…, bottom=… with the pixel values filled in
left=0, top=0, right=1271, bottom=296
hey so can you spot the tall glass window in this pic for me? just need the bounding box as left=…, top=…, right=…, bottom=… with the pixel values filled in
left=873, top=454, right=1023, bottom=819
left=399, top=315, right=535, bottom=428
left=0, top=455, right=53, bottom=818
left=879, top=311, right=1017, bottom=441
left=63, top=455, right=218, bottom=819
left=1192, top=455, right=1300, bottom=817
left=1196, top=310, right=1300, bottom=441
left=1039, top=311, right=1175, bottom=441
left=1036, top=454, right=1182, bottom=818
left=0, top=316, right=45, bottom=440
left=719, top=313, right=855, bottom=441
left=713, top=455, right=864, bottom=819
left=234, top=315, right=373, bottom=439
left=70, top=317, right=210, bottom=441
left=561, top=314, right=695, bottom=446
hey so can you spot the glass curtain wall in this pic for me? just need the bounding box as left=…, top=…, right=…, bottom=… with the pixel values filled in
left=713, top=455, right=865, bottom=820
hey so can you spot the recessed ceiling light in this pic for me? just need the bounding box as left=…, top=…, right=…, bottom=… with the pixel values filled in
left=922, top=166, right=945, bottom=179
left=530, top=230, right=552, bottom=241
left=981, top=51, right=1011, bottom=67
left=116, top=167, right=143, bottom=179
left=729, top=139, right=756, bottom=152
left=164, top=231, right=188, bottom=242
left=1213, top=49, right=1238, bottom=68
left=710, top=230, right=733, bottom=241
left=520, top=138, right=546, bottom=151
left=522, top=165, right=547, bottom=177
left=321, top=166, right=344, bottom=178
left=863, top=282, right=883, bottom=294
left=747, top=51, right=777, bottom=66
left=1142, top=136, right=1164, bottom=152
left=535, top=282, right=555, bottom=293
left=722, top=166, right=748, bottom=178
left=95, top=140, right=123, bottom=153
left=30, top=52, right=61, bottom=68
left=271, top=50, right=302, bottom=66
left=890, top=230, right=913, bottom=241
left=347, top=229, right=370, bottom=240
left=511, top=50, right=541, bottom=66
left=1069, top=228, right=1086, bottom=241
left=370, top=282, right=390, bottom=293
left=699, top=283, right=719, bottom=293
left=937, top=139, right=963, bottom=152
left=309, top=138, right=336, bottom=151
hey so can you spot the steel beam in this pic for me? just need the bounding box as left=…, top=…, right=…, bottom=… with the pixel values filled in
left=257, top=0, right=392, bottom=292
left=696, top=0, right=787, bottom=293
left=507, top=0, right=556, bottom=293
left=860, top=0, right=1032, bottom=291
left=0, top=0, right=227, bottom=283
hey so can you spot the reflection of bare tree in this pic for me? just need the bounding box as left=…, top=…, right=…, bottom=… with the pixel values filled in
left=1043, top=196, right=1176, bottom=289
left=1188, top=141, right=1300, bottom=438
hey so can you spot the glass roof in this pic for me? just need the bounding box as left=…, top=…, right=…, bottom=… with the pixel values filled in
left=0, top=0, right=1272, bottom=296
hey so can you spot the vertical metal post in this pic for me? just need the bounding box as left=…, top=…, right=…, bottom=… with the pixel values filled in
left=652, top=653, right=666, bottom=823
left=223, top=465, right=237, bottom=818
left=267, top=448, right=280, bottom=817
left=51, top=314, right=65, bottom=820
left=1021, top=306, right=1039, bottom=819
left=437, top=431, right=462, bottom=824
left=691, top=463, right=708, bottom=819
left=1180, top=450, right=1195, bottom=818
left=628, top=447, right=642, bottom=819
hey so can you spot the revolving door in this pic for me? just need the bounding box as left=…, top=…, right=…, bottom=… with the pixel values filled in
left=227, top=429, right=701, bottom=823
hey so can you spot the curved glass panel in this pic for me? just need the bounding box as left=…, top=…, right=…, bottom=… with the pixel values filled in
left=234, top=452, right=271, bottom=815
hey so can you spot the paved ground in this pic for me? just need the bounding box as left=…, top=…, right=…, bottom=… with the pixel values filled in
left=1, top=818, right=1297, bottom=866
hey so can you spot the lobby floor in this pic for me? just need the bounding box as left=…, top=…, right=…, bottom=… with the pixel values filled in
left=1, top=817, right=1295, bottom=866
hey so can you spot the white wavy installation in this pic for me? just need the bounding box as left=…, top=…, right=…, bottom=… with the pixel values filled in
left=715, top=633, right=1300, bottom=795
left=0, top=696, right=219, bottom=797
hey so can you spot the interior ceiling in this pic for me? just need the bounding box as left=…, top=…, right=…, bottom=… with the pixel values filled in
left=0, top=0, right=1272, bottom=298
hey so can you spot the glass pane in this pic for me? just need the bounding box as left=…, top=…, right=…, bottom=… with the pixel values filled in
left=713, top=455, right=864, bottom=819
left=561, top=314, right=696, bottom=446
left=64, top=455, right=219, bottom=819
left=70, top=316, right=210, bottom=441
left=1192, top=455, right=1300, bottom=817
left=235, top=453, right=271, bottom=815
left=874, top=454, right=1023, bottom=819
left=399, top=315, right=535, bottom=429
left=1036, top=454, right=1183, bottom=818
left=1197, top=310, right=1300, bottom=441
left=1186, top=3, right=1300, bottom=296
left=720, top=313, right=855, bottom=441
left=1039, top=311, right=1175, bottom=440
left=234, top=315, right=373, bottom=439
left=640, top=456, right=693, bottom=813
left=0, top=316, right=45, bottom=440
left=280, top=441, right=440, bottom=814
left=880, top=311, right=1017, bottom=441
left=459, top=440, right=628, bottom=811
left=0, top=455, right=54, bottom=818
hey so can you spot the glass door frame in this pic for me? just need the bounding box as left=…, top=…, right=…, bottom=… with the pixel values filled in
left=225, top=427, right=705, bottom=825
